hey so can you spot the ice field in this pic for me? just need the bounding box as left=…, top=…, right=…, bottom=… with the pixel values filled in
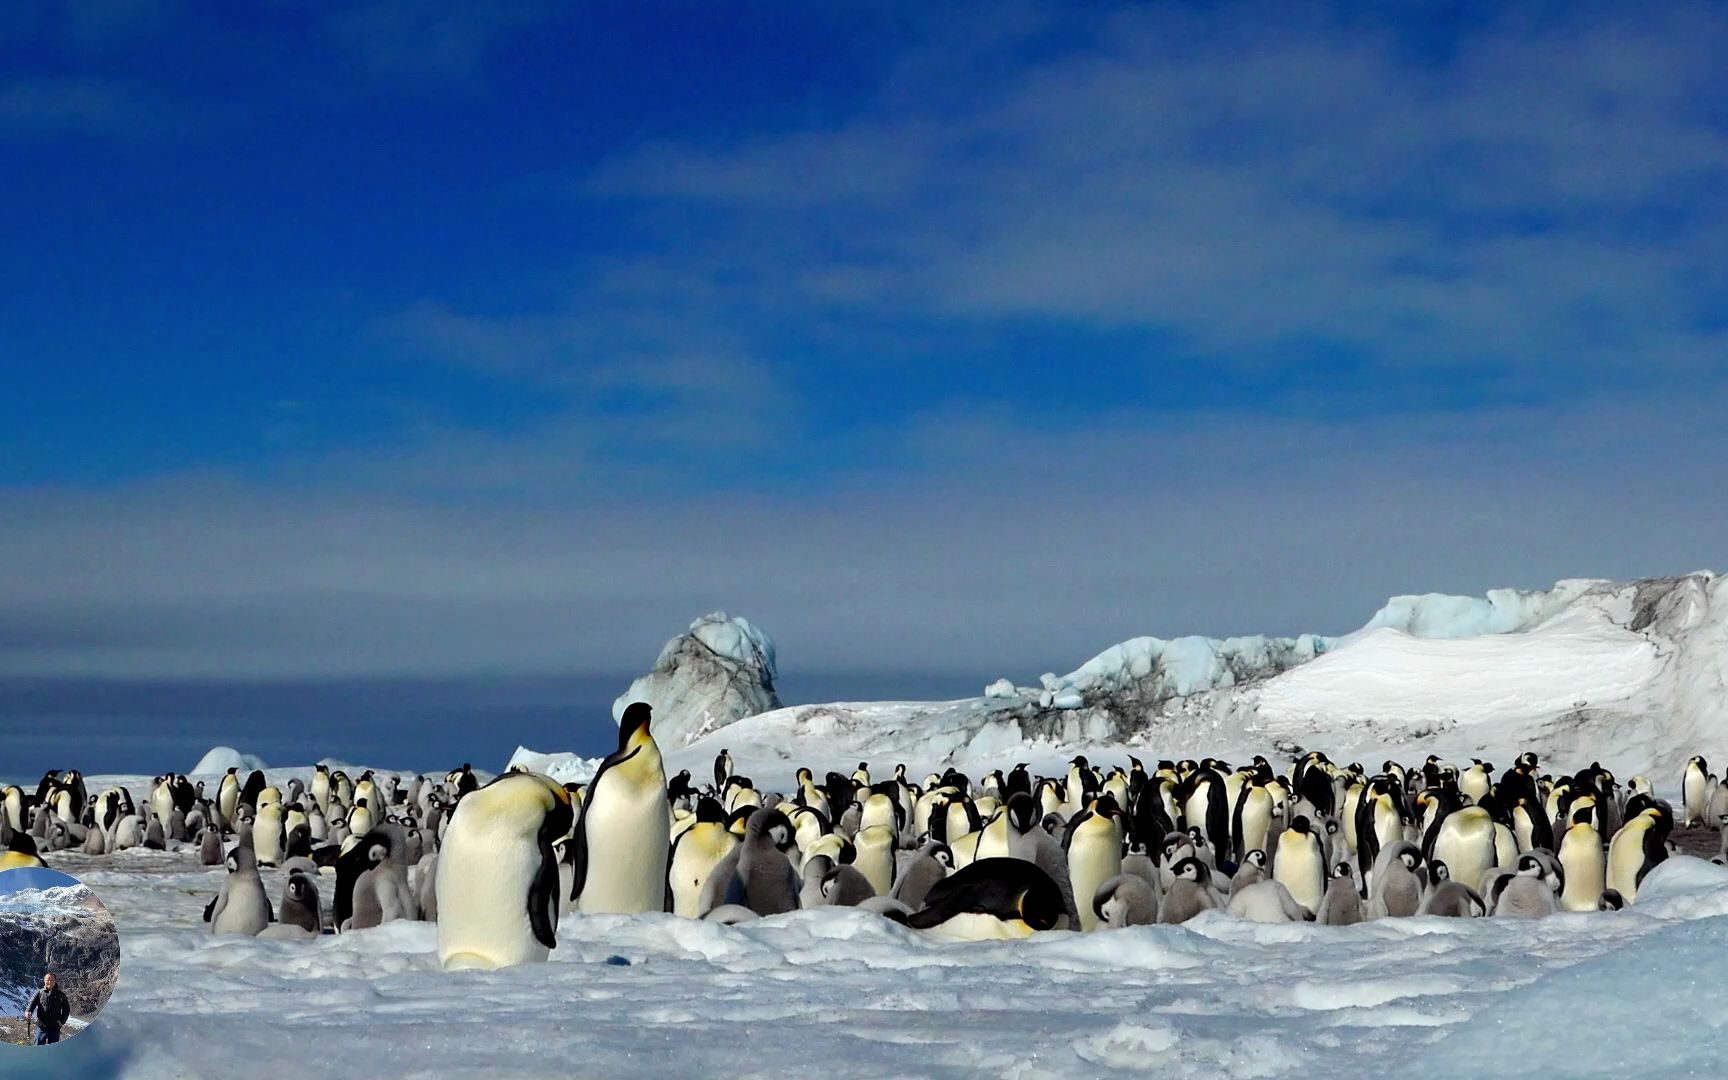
left=10, top=847, right=1725, bottom=1078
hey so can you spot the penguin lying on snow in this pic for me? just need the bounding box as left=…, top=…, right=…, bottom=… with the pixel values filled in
left=902, top=858, right=1068, bottom=940
left=1093, top=874, right=1157, bottom=928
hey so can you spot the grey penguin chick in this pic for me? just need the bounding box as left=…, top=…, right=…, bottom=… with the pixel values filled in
left=891, top=841, right=953, bottom=910
left=206, top=844, right=272, bottom=936
left=1419, top=861, right=1485, bottom=917
left=1315, top=862, right=1364, bottom=926
left=1226, top=878, right=1312, bottom=923
left=1158, top=857, right=1221, bottom=924
left=273, top=871, right=322, bottom=934
left=1093, top=874, right=1158, bottom=928
left=821, top=864, right=878, bottom=907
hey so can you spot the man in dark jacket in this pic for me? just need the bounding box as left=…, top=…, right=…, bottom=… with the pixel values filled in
left=24, top=972, right=70, bottom=1045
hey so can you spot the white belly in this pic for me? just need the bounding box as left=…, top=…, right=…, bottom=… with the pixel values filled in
left=578, top=780, right=671, bottom=915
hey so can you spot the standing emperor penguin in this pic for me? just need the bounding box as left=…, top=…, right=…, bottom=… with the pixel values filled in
left=1065, top=796, right=1124, bottom=932
left=1431, top=806, right=1498, bottom=894
left=254, top=801, right=285, bottom=867
left=1682, top=756, right=1711, bottom=828
left=853, top=823, right=898, bottom=897
left=1607, top=801, right=1671, bottom=902
left=667, top=797, right=738, bottom=918
left=436, top=772, right=575, bottom=971
left=311, top=764, right=331, bottom=815
left=1273, top=816, right=1327, bottom=916
left=1557, top=811, right=1605, bottom=912
left=217, top=769, right=241, bottom=828
left=205, top=845, right=272, bottom=936
left=574, top=702, right=671, bottom=915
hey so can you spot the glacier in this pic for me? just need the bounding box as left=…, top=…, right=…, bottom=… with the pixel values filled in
left=656, top=572, right=1727, bottom=786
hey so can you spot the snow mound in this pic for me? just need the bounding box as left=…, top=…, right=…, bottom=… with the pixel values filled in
left=188, top=747, right=268, bottom=775
left=612, top=612, right=782, bottom=748
left=505, top=747, right=603, bottom=785
left=1351, top=579, right=1604, bottom=639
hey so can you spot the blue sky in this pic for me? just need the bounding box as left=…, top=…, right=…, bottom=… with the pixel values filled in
left=3, top=1, right=1728, bottom=714
left=0, top=865, right=80, bottom=899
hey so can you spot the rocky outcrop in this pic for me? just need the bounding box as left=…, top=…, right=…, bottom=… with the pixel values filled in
left=613, top=612, right=781, bottom=748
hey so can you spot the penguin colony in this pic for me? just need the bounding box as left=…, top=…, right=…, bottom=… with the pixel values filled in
left=9, top=717, right=1727, bottom=970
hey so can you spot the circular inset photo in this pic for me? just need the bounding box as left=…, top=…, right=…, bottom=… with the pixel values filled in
left=0, top=867, right=120, bottom=1047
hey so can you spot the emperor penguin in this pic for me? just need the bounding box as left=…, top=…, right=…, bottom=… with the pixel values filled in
left=713, top=748, right=734, bottom=792
left=1273, top=816, right=1327, bottom=916
left=1430, top=805, right=1498, bottom=894
left=853, top=823, right=898, bottom=898
left=1367, top=841, right=1424, bottom=919
left=892, top=841, right=953, bottom=910
left=277, top=871, right=323, bottom=934
left=1002, top=793, right=1079, bottom=926
left=217, top=769, right=240, bottom=827
left=311, top=764, right=331, bottom=815
left=206, top=844, right=272, bottom=936
left=1065, top=796, right=1124, bottom=931
left=819, top=864, right=878, bottom=906
left=1227, top=878, right=1313, bottom=923
left=1093, top=874, right=1158, bottom=928
left=435, top=771, right=575, bottom=971
left=1419, top=861, right=1485, bottom=917
left=1, top=833, right=47, bottom=870
left=574, top=702, right=671, bottom=915
left=346, top=828, right=421, bottom=930
left=1158, top=857, right=1222, bottom=924
left=698, top=808, right=800, bottom=917
left=904, top=858, right=1066, bottom=940
left=1607, top=801, right=1671, bottom=902
left=667, top=797, right=738, bottom=918
left=254, top=800, right=285, bottom=867
left=1682, top=756, right=1711, bottom=828
left=1316, top=862, right=1364, bottom=926
left=1228, top=849, right=1268, bottom=896
left=1557, top=811, right=1606, bottom=912
left=198, top=827, right=224, bottom=865
left=1491, top=853, right=1560, bottom=918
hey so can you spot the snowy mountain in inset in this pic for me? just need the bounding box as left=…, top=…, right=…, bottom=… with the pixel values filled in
left=664, top=572, right=1726, bottom=784
left=613, top=611, right=781, bottom=747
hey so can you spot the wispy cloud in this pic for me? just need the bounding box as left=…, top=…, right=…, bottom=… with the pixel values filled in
left=591, top=4, right=1728, bottom=381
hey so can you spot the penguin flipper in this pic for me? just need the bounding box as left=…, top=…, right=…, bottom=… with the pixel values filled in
left=568, top=815, right=590, bottom=903
left=202, top=893, right=219, bottom=923
left=528, top=835, right=560, bottom=949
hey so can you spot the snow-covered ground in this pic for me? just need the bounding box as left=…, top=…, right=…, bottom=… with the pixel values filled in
left=25, top=848, right=1728, bottom=1078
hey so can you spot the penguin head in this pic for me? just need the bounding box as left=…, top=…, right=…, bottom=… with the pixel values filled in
left=1172, top=856, right=1209, bottom=885
left=749, top=809, right=795, bottom=852
left=1333, top=861, right=1353, bottom=879
left=1516, top=854, right=1543, bottom=877
left=616, top=701, right=654, bottom=753
left=1398, top=848, right=1421, bottom=872
left=1289, top=815, right=1312, bottom=836
left=929, top=843, right=954, bottom=870
left=1005, top=793, right=1038, bottom=834
left=1244, top=849, right=1267, bottom=869
left=694, top=797, right=726, bottom=825
left=286, top=873, right=316, bottom=904
left=1599, top=888, right=1625, bottom=911
left=1430, top=859, right=1451, bottom=882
